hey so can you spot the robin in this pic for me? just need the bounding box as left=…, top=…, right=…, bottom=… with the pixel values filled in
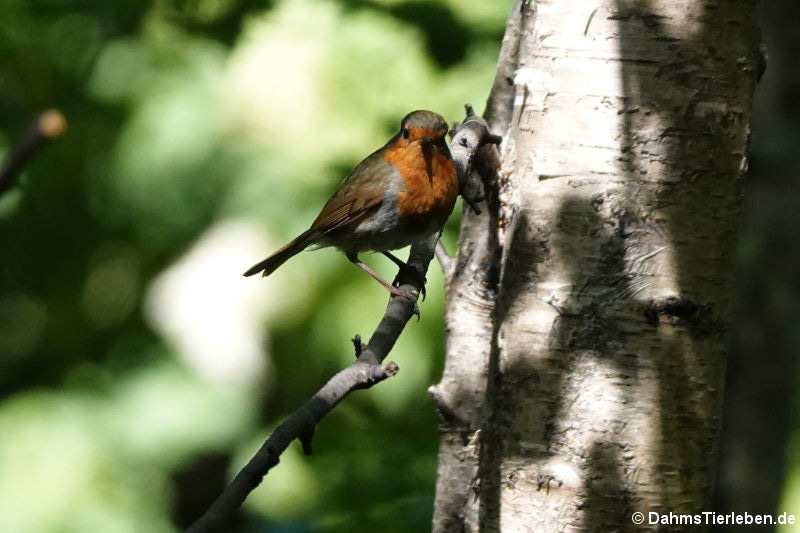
left=243, top=110, right=458, bottom=298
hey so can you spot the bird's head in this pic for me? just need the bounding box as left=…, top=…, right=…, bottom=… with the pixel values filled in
left=399, top=110, right=449, bottom=146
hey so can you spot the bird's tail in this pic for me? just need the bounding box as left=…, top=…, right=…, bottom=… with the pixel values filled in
left=243, top=230, right=316, bottom=277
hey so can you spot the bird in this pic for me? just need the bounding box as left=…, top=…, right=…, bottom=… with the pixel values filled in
left=243, top=110, right=458, bottom=299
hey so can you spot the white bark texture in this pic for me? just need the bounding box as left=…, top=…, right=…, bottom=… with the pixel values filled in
left=433, top=0, right=761, bottom=531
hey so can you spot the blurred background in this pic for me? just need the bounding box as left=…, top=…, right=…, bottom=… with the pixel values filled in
left=0, top=1, right=797, bottom=532
left=0, top=0, right=511, bottom=531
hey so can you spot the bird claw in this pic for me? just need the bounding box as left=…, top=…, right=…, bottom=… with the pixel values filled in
left=392, top=266, right=427, bottom=301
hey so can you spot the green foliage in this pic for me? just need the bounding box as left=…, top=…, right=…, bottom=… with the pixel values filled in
left=0, top=0, right=511, bottom=530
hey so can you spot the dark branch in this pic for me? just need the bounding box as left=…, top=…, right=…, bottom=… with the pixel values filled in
left=449, top=103, right=502, bottom=220
left=187, top=105, right=500, bottom=533
left=0, top=109, right=66, bottom=197
left=351, top=334, right=363, bottom=358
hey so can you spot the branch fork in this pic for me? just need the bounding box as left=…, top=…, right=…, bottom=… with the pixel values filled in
left=436, top=103, right=503, bottom=285
left=188, top=104, right=499, bottom=532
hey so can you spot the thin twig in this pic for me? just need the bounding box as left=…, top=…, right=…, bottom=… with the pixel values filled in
left=0, top=109, right=66, bottom=197
left=188, top=245, right=431, bottom=533
left=187, top=106, right=500, bottom=533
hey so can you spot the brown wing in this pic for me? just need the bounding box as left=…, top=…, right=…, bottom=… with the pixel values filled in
left=309, top=148, right=399, bottom=234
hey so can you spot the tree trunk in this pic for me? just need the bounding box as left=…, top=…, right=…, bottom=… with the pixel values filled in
left=432, top=1, right=761, bottom=531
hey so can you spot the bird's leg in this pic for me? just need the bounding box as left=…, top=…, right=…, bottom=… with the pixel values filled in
left=347, top=252, right=419, bottom=302
left=382, top=251, right=427, bottom=301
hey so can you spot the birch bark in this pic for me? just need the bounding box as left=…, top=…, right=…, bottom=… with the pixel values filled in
left=433, top=1, right=761, bottom=531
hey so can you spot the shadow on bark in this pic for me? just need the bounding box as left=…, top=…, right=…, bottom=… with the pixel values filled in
left=614, top=0, right=770, bottom=526
left=473, top=0, right=764, bottom=530
left=476, top=208, right=544, bottom=531
left=478, top=199, right=644, bottom=530
left=584, top=441, right=637, bottom=533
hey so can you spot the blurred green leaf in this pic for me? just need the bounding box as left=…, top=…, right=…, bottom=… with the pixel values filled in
left=0, top=0, right=512, bottom=530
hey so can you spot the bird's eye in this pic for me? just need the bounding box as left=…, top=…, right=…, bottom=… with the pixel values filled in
left=402, top=128, right=410, bottom=139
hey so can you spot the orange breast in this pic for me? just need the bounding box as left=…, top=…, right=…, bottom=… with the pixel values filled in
left=383, top=142, right=458, bottom=225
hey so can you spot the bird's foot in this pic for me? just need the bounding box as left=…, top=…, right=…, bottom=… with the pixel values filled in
left=392, top=264, right=427, bottom=301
